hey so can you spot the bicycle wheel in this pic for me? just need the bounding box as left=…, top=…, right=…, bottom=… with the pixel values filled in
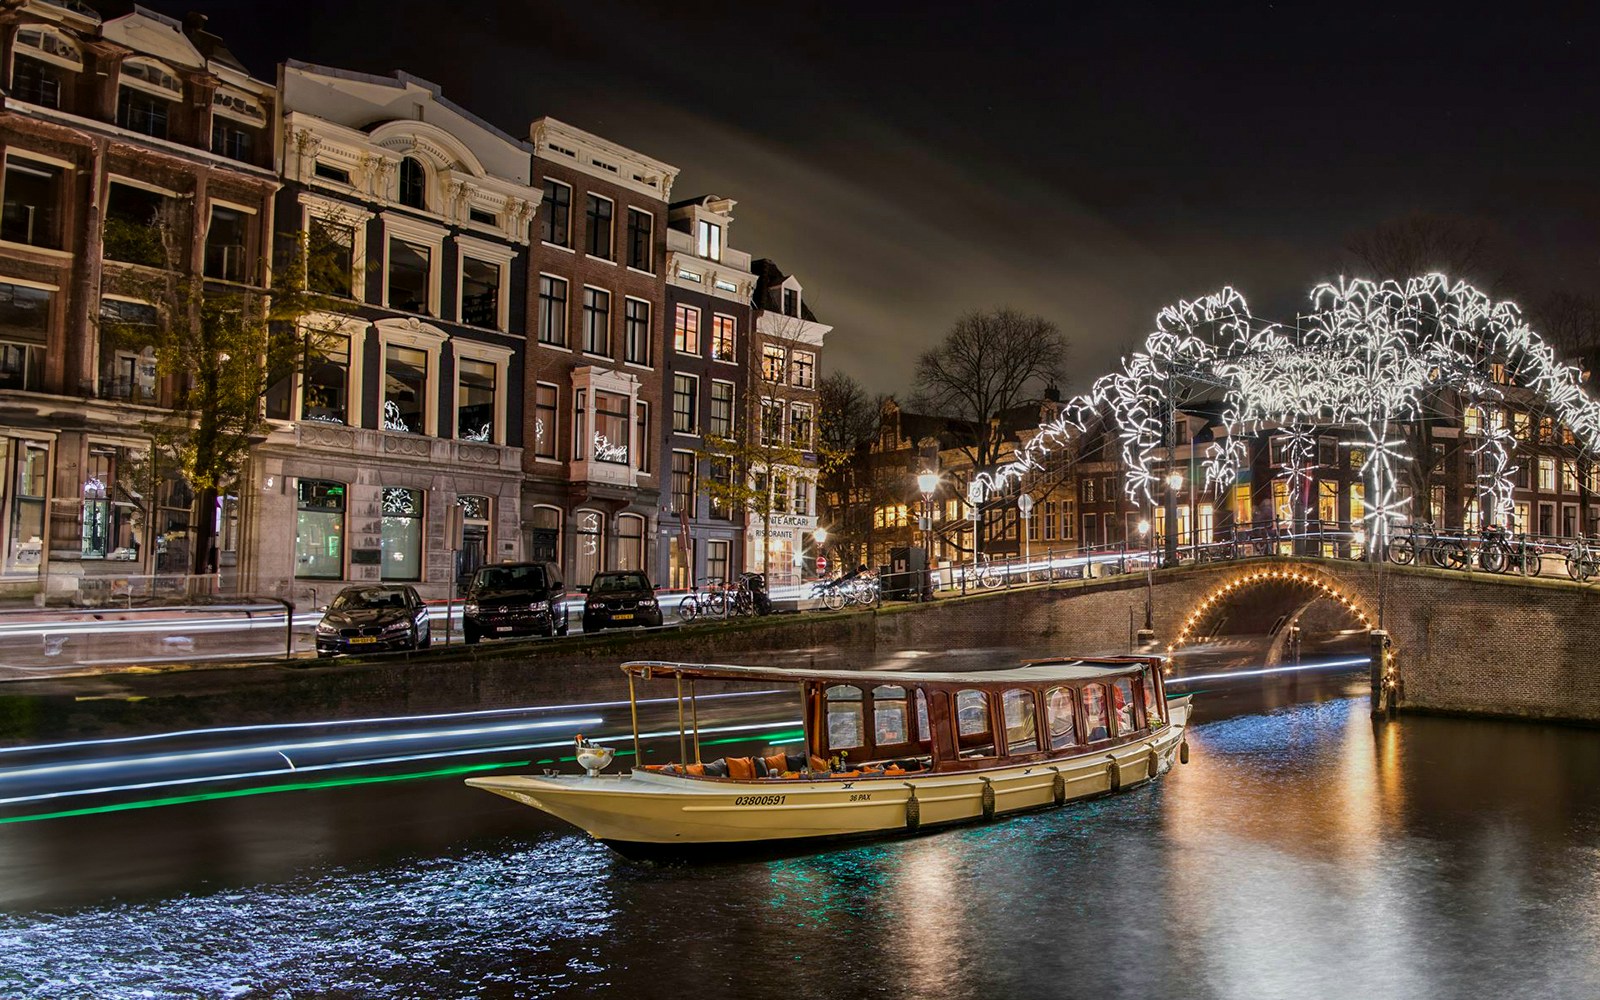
left=1479, top=544, right=1507, bottom=574
left=979, top=568, right=1002, bottom=590
left=822, top=588, right=847, bottom=611
left=1566, top=551, right=1586, bottom=581
left=1522, top=547, right=1544, bottom=577
left=1387, top=537, right=1415, bottom=566
left=677, top=596, right=698, bottom=623
left=1441, top=541, right=1468, bottom=570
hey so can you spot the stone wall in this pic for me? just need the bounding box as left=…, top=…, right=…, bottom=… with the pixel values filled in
left=5, top=556, right=1598, bottom=743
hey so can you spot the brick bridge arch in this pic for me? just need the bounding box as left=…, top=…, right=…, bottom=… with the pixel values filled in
left=1167, top=563, right=1377, bottom=655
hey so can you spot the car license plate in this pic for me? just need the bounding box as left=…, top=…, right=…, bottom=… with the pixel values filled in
left=349, top=636, right=378, bottom=644
left=496, top=626, right=514, bottom=632
left=613, top=613, right=633, bottom=620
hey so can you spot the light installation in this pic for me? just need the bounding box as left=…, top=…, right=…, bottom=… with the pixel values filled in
left=975, top=274, right=1600, bottom=555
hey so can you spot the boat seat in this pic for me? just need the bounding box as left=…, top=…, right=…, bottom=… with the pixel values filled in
left=725, top=757, right=758, bottom=780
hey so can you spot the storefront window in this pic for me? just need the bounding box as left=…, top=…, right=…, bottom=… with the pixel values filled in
left=573, top=508, right=602, bottom=585
left=295, top=479, right=345, bottom=579
left=380, top=487, right=422, bottom=582
left=8, top=440, right=46, bottom=574
left=80, top=445, right=142, bottom=561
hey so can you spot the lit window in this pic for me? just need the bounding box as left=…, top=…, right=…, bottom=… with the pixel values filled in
left=1003, top=689, right=1039, bottom=754
left=380, top=487, right=423, bottom=582
left=295, top=480, right=345, bottom=579
left=711, top=314, right=736, bottom=362
left=1045, top=687, right=1077, bottom=748
left=696, top=219, right=721, bottom=261
left=955, top=689, right=995, bottom=757
left=761, top=345, right=785, bottom=382
left=789, top=402, right=813, bottom=449
left=674, top=304, right=700, bottom=354
left=873, top=685, right=909, bottom=745
left=790, top=350, right=815, bottom=388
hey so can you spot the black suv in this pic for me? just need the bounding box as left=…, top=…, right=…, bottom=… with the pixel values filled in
left=581, top=571, right=663, bottom=632
left=462, top=561, right=568, bottom=643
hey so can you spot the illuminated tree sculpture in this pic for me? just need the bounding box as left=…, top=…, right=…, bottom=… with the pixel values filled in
left=975, top=274, right=1600, bottom=556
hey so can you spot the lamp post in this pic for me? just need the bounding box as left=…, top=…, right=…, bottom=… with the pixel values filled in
left=1164, top=470, right=1183, bottom=567
left=814, top=526, right=828, bottom=579
left=1137, top=517, right=1154, bottom=641
left=917, top=470, right=938, bottom=601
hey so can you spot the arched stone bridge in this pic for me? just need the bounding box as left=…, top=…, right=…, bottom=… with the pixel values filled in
left=883, top=557, right=1600, bottom=725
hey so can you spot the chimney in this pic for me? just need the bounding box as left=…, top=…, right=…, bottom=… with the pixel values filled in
left=183, top=12, right=208, bottom=35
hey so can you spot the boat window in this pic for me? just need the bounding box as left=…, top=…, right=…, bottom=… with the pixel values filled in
left=1142, top=667, right=1163, bottom=725
left=1083, top=684, right=1110, bottom=742
left=915, top=690, right=930, bottom=743
left=873, top=685, right=909, bottom=745
left=1112, top=677, right=1137, bottom=735
left=1002, top=689, right=1039, bottom=754
left=954, top=689, right=996, bottom=757
left=1045, top=686, right=1078, bottom=749
left=826, top=685, right=864, bottom=751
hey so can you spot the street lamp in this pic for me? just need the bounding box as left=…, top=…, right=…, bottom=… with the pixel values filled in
left=917, top=470, right=939, bottom=600
left=813, top=527, right=828, bottom=578
left=1136, top=518, right=1154, bottom=640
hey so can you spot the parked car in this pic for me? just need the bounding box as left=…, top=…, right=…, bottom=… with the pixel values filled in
left=581, top=571, right=663, bottom=632
left=463, top=561, right=568, bottom=643
left=315, top=584, right=431, bottom=657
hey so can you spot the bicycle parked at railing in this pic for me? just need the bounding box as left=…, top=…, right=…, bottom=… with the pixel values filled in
left=1477, top=524, right=1543, bottom=576
left=812, top=570, right=880, bottom=610
left=1387, top=521, right=1468, bottom=570
left=1566, top=534, right=1599, bottom=582
left=677, top=577, right=730, bottom=623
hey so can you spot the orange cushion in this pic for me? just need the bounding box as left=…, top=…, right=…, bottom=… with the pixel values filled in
left=883, top=766, right=904, bottom=775
left=685, top=763, right=706, bottom=777
left=764, top=753, right=788, bottom=775
left=809, top=755, right=830, bottom=772
left=725, top=757, right=757, bottom=780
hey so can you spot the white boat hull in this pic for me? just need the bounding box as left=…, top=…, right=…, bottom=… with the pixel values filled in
left=468, top=699, right=1191, bottom=851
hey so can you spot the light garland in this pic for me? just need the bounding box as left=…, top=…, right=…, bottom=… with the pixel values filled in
left=976, top=274, right=1600, bottom=554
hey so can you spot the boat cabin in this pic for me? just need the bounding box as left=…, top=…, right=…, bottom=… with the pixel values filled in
left=623, top=657, right=1169, bottom=780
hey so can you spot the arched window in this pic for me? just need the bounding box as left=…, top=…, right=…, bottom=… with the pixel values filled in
left=615, top=513, right=644, bottom=571
left=825, top=684, right=863, bottom=753
left=11, top=27, right=79, bottom=110
left=1002, top=689, right=1039, bottom=754
left=1045, top=686, right=1078, bottom=749
left=872, top=685, right=909, bottom=747
left=1082, top=684, right=1110, bottom=742
left=954, top=689, right=995, bottom=757
left=399, top=157, right=427, bottom=210
left=117, top=58, right=180, bottom=139
left=1112, top=676, right=1138, bottom=735
left=1141, top=667, right=1163, bottom=726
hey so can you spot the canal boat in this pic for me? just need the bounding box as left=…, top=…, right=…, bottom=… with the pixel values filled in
left=466, top=656, right=1191, bottom=856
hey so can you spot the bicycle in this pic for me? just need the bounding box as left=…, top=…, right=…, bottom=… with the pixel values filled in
left=1388, top=521, right=1468, bottom=570
left=676, top=578, right=729, bottom=623
left=1565, top=534, right=1597, bottom=582
left=970, top=557, right=1003, bottom=590
left=1476, top=524, right=1514, bottom=574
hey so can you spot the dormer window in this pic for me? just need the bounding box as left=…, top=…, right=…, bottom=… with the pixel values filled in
left=117, top=58, right=181, bottom=140
left=210, top=87, right=265, bottom=165
left=696, top=220, right=721, bottom=261
left=398, top=157, right=427, bottom=210
left=783, top=288, right=799, bottom=317
left=11, top=26, right=80, bottom=110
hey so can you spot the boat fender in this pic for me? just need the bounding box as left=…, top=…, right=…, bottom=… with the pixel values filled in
left=979, top=777, right=996, bottom=820
left=1105, top=755, right=1121, bottom=794
left=903, top=783, right=921, bottom=832
left=1048, top=766, right=1065, bottom=806
left=1179, top=740, right=1190, bottom=765
left=1146, top=748, right=1159, bottom=779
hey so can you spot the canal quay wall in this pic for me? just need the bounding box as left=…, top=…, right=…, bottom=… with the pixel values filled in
left=2, top=557, right=1598, bottom=743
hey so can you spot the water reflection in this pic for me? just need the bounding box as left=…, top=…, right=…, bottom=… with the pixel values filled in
left=2, top=691, right=1600, bottom=999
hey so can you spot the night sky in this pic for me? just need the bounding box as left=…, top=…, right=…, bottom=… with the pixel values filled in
left=189, top=1, right=1600, bottom=394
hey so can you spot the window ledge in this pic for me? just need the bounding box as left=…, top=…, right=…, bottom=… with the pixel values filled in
left=588, top=256, right=617, bottom=267
left=533, top=456, right=563, bottom=465
left=536, top=342, right=573, bottom=353
left=449, top=320, right=524, bottom=339
left=580, top=352, right=614, bottom=363
left=541, top=241, right=575, bottom=254
left=626, top=266, right=656, bottom=278
left=0, top=240, right=72, bottom=260
left=623, top=361, right=654, bottom=373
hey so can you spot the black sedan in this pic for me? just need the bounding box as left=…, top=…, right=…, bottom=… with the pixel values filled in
left=314, top=585, right=432, bottom=656
left=581, top=572, right=663, bottom=632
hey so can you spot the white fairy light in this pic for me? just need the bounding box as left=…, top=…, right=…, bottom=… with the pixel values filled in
left=975, top=273, right=1600, bottom=553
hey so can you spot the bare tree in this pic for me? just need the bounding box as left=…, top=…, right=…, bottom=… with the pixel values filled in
left=1532, top=291, right=1600, bottom=374
left=816, top=371, right=890, bottom=566
left=1344, top=212, right=1514, bottom=290
left=911, top=307, right=1068, bottom=473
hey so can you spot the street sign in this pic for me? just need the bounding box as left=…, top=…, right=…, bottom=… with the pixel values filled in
left=1018, top=493, right=1034, bottom=517
left=967, top=480, right=984, bottom=505
left=816, top=555, right=827, bottom=575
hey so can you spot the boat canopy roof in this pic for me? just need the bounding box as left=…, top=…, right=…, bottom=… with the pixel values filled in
left=621, top=657, right=1158, bottom=688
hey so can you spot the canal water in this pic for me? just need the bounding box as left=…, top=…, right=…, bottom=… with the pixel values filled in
left=2, top=673, right=1599, bottom=999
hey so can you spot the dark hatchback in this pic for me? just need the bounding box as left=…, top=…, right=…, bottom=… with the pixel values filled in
left=581, top=571, right=663, bottom=632
left=315, top=585, right=431, bottom=656
left=463, top=561, right=567, bottom=643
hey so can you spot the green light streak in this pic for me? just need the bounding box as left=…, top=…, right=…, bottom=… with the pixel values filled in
left=0, top=760, right=531, bottom=826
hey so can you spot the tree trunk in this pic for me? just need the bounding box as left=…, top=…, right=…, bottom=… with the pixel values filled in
left=191, top=483, right=218, bottom=585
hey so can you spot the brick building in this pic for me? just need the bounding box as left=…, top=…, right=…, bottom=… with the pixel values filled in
left=523, top=118, right=677, bottom=585
left=0, top=1, right=277, bottom=595
left=658, top=194, right=754, bottom=588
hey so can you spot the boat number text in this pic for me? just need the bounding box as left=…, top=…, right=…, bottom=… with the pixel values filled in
left=849, top=793, right=872, bottom=802
left=734, top=794, right=786, bottom=806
